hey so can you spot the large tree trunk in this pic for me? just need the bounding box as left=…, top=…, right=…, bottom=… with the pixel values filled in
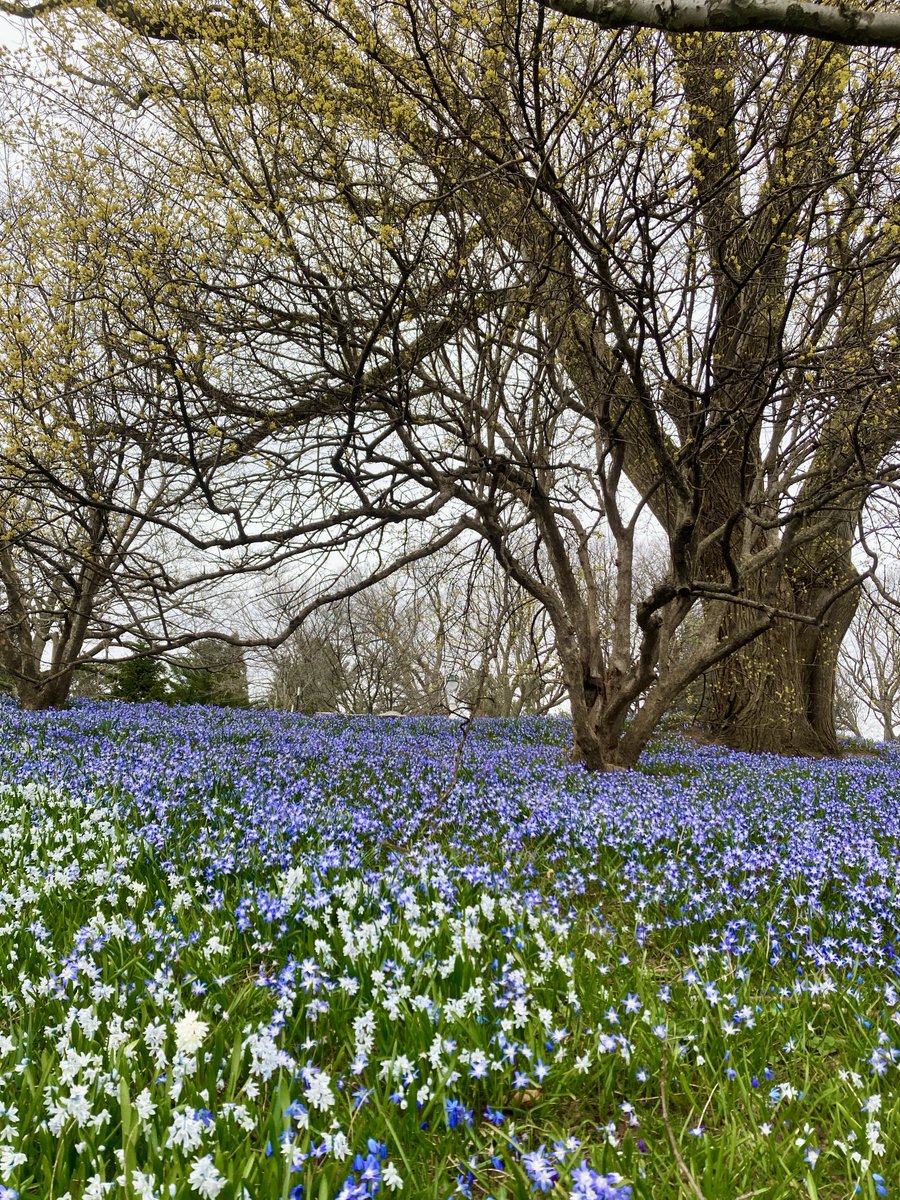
left=706, top=535, right=859, bottom=755
left=17, top=668, right=75, bottom=710
left=707, top=620, right=833, bottom=754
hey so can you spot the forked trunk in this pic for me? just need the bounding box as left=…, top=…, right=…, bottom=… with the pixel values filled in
left=568, top=543, right=860, bottom=769
left=570, top=733, right=610, bottom=772
left=16, top=669, right=74, bottom=711
left=568, top=676, right=671, bottom=771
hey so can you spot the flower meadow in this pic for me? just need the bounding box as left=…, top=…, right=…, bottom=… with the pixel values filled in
left=0, top=702, right=898, bottom=1200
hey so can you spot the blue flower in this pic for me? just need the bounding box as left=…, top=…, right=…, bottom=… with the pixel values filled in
left=445, top=1098, right=473, bottom=1129
left=570, top=1162, right=632, bottom=1199
left=521, top=1146, right=558, bottom=1192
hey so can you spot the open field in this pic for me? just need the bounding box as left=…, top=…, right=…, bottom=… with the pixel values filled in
left=0, top=702, right=897, bottom=1199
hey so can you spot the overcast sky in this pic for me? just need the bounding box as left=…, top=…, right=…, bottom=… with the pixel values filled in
left=0, top=15, right=24, bottom=47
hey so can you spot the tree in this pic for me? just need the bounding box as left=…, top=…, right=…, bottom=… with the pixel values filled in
left=441, top=549, right=566, bottom=718
left=266, top=546, right=566, bottom=717
left=841, top=573, right=900, bottom=740
left=0, top=128, right=213, bottom=708
left=833, top=672, right=862, bottom=739
left=68, top=662, right=115, bottom=701
left=6, top=3, right=900, bottom=766
left=547, top=0, right=900, bottom=45
left=266, top=584, right=433, bottom=716
left=110, top=644, right=170, bottom=702
left=0, top=70, right=425, bottom=710
left=270, top=629, right=346, bottom=713
left=171, top=637, right=249, bottom=706
left=4, top=0, right=900, bottom=48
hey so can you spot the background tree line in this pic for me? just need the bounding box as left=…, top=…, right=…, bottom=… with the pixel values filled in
left=26, top=638, right=252, bottom=706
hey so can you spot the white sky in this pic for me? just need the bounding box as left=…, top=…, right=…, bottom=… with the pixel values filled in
left=0, top=15, right=25, bottom=47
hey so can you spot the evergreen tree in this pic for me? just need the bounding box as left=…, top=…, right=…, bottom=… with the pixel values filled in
left=170, top=638, right=249, bottom=707
left=110, top=649, right=169, bottom=702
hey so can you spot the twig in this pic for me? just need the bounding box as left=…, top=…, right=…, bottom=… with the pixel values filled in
left=437, top=714, right=472, bottom=804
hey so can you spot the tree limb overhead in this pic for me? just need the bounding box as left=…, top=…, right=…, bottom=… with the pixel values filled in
left=545, top=0, right=900, bottom=46
left=2, top=0, right=899, bottom=45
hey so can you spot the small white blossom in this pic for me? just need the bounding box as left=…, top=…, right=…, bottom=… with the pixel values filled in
left=130, top=1171, right=160, bottom=1200
left=0, top=1148, right=26, bottom=1180
left=188, top=1154, right=226, bottom=1199
left=167, top=1110, right=207, bottom=1153
left=383, top=1161, right=404, bottom=1190
left=135, top=1089, right=157, bottom=1121
left=174, top=1012, right=209, bottom=1056
left=304, top=1070, right=335, bottom=1112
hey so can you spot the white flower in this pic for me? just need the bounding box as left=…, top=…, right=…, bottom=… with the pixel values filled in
left=222, top=1103, right=255, bottom=1132
left=76, top=1006, right=101, bottom=1038
left=866, top=1119, right=885, bottom=1156
left=331, top=1131, right=351, bottom=1160
left=66, top=1087, right=94, bottom=1128
left=383, top=1162, right=404, bottom=1190
left=353, top=1011, right=376, bottom=1057
left=0, top=1148, right=26, bottom=1180
left=304, top=1070, right=335, bottom=1112
left=135, top=1089, right=157, bottom=1121
left=167, top=1110, right=206, bottom=1153
left=246, top=1030, right=288, bottom=1080
left=83, top=1177, right=115, bottom=1199
left=144, top=1021, right=167, bottom=1067
left=130, top=1171, right=160, bottom=1200
left=174, top=1012, right=209, bottom=1056
left=280, top=1137, right=301, bottom=1166
left=280, top=866, right=307, bottom=900
left=204, top=935, right=227, bottom=959
left=188, top=1154, right=226, bottom=1199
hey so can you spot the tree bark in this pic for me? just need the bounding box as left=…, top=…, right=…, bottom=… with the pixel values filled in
left=707, top=620, right=827, bottom=754
left=546, top=0, right=900, bottom=46
left=706, top=536, right=859, bottom=755
left=16, top=668, right=75, bottom=711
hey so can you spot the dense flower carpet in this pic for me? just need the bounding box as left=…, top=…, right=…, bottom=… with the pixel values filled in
left=0, top=701, right=897, bottom=1198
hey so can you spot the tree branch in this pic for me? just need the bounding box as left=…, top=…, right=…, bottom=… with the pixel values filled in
left=545, top=0, right=900, bottom=47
